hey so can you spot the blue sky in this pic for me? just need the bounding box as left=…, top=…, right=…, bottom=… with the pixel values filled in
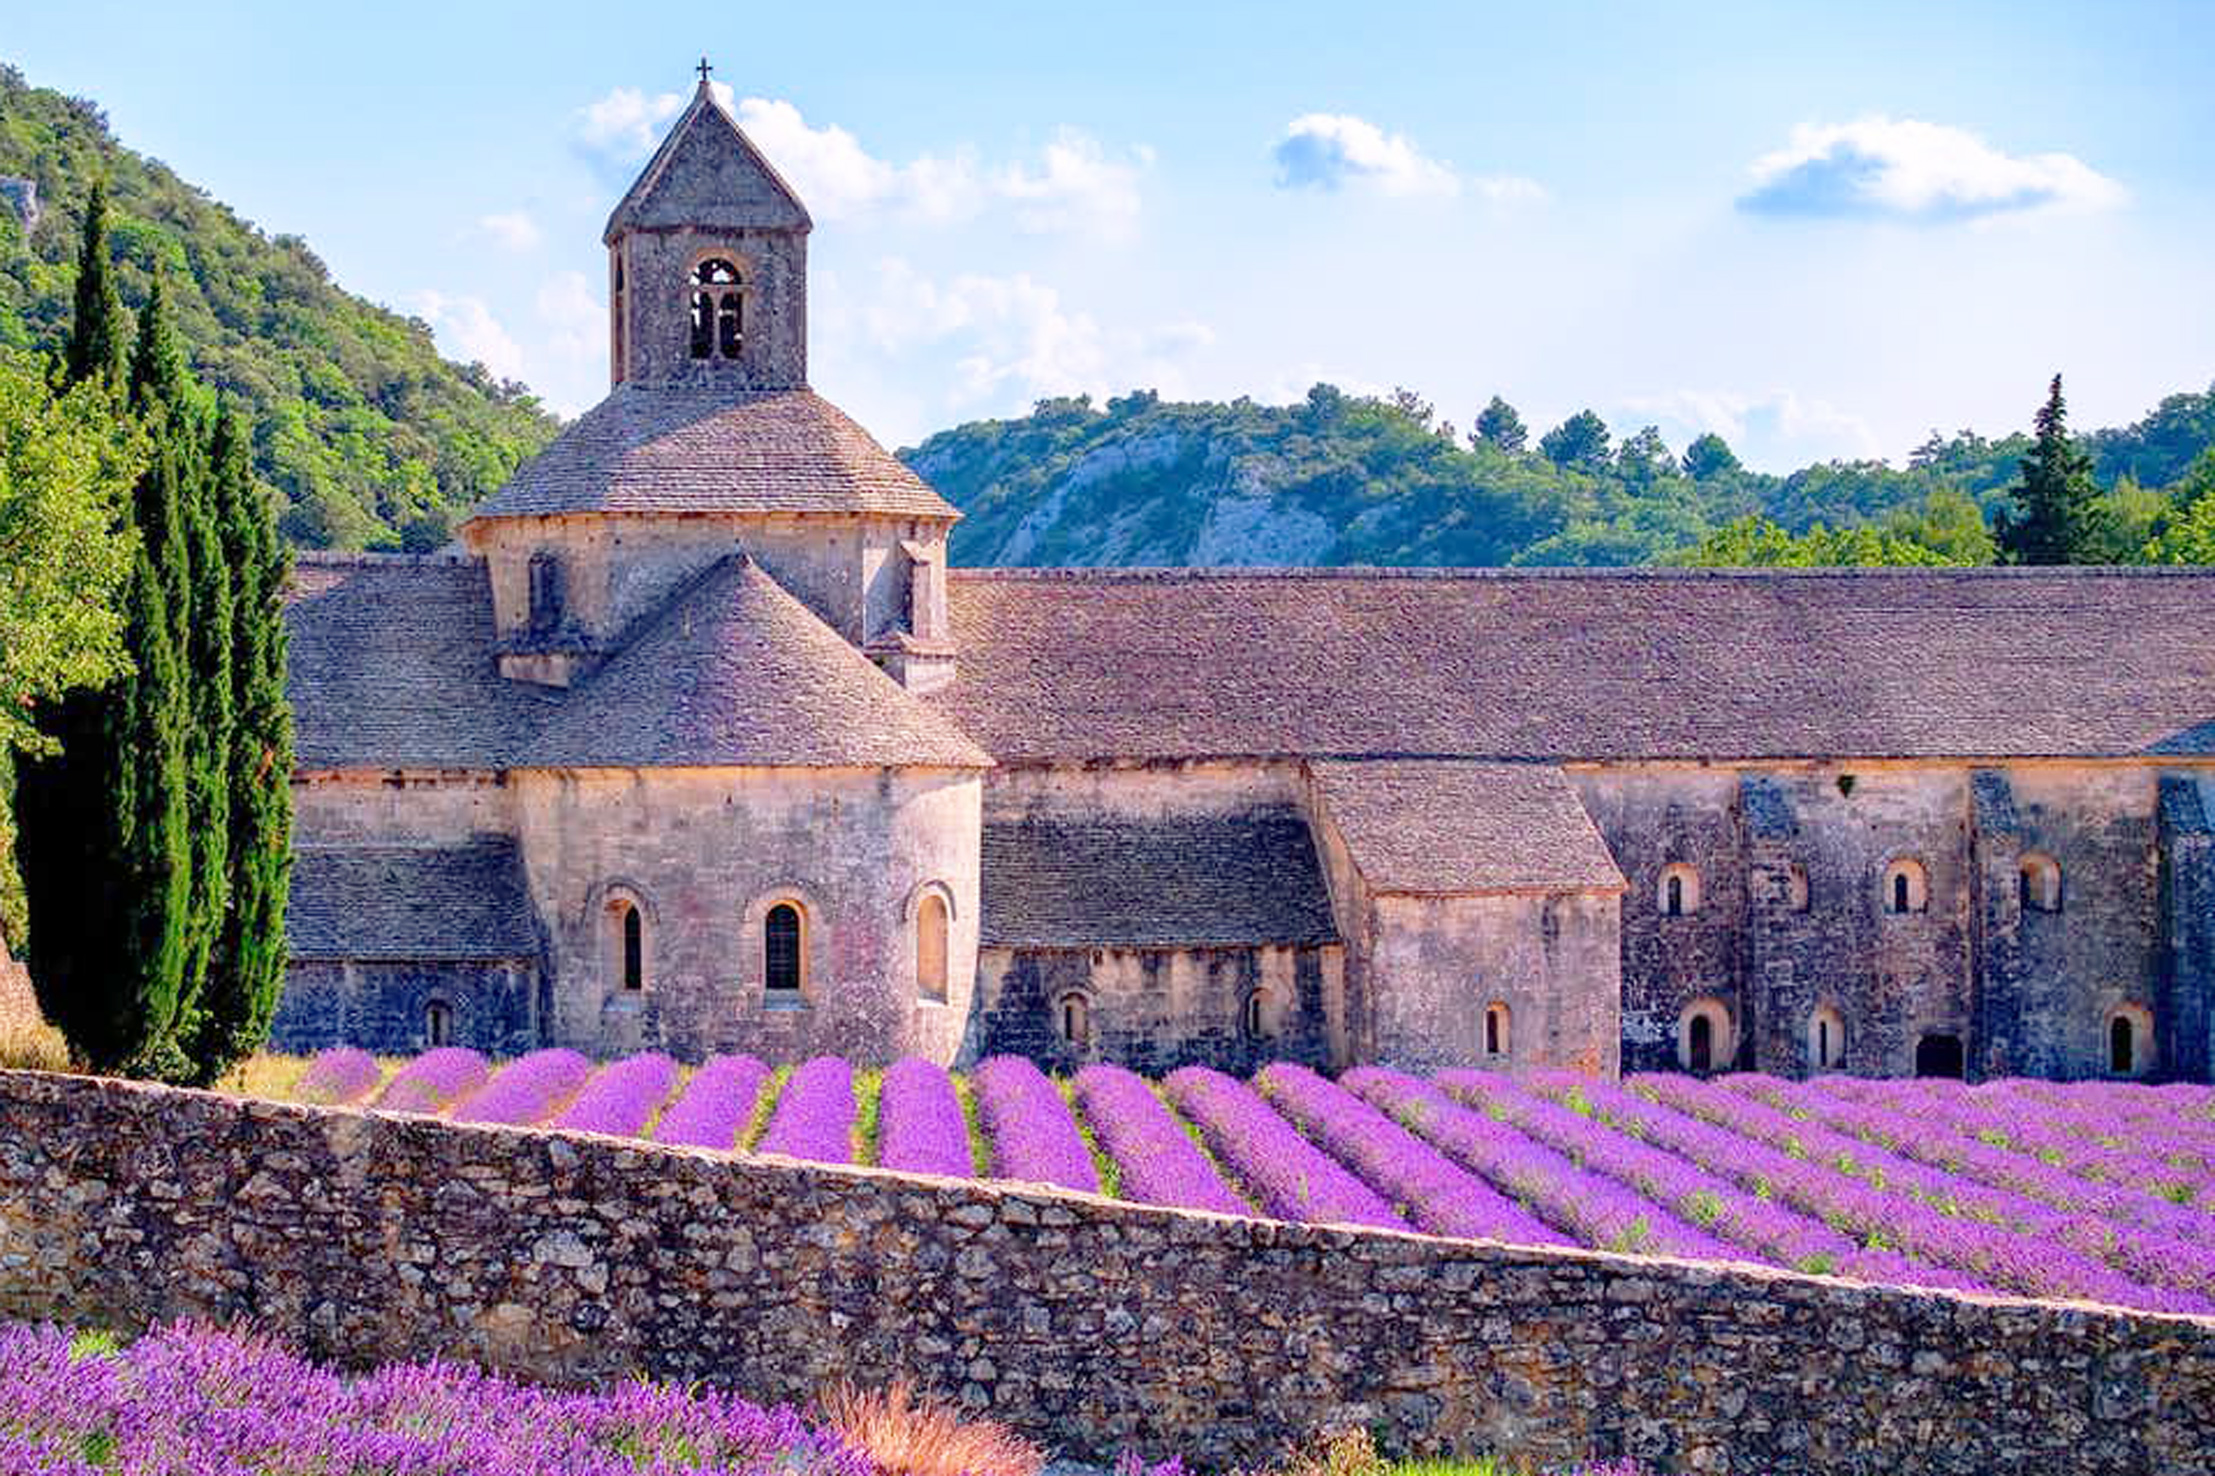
left=8, top=0, right=2212, bottom=469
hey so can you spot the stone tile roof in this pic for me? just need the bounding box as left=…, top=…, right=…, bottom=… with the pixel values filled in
left=936, top=567, right=2215, bottom=763
left=603, top=82, right=810, bottom=240
left=521, top=556, right=993, bottom=770
left=288, top=839, right=538, bottom=960
left=286, top=555, right=564, bottom=770
left=980, top=808, right=1339, bottom=948
left=1309, top=760, right=1624, bottom=894
left=466, top=385, right=956, bottom=521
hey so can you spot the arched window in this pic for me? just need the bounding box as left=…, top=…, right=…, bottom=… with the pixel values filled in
left=1658, top=863, right=1701, bottom=917
left=2106, top=1004, right=2153, bottom=1077
left=1785, top=865, right=1811, bottom=912
left=690, top=256, right=744, bottom=361
left=1484, top=1001, right=1512, bottom=1058
left=915, top=891, right=949, bottom=1003
left=621, top=904, right=643, bottom=992
left=425, top=999, right=454, bottom=1048
left=1677, top=998, right=1730, bottom=1074
left=1807, top=1004, right=1846, bottom=1071
left=1883, top=859, right=1927, bottom=916
left=1914, top=1033, right=1964, bottom=1079
left=1057, top=992, right=1091, bottom=1048
left=527, top=550, right=564, bottom=633
left=1241, top=989, right=1274, bottom=1042
left=2019, top=853, right=2062, bottom=913
left=764, top=903, right=803, bottom=995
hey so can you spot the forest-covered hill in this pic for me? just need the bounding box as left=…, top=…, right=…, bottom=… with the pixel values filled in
left=904, top=383, right=2215, bottom=568
left=0, top=65, right=559, bottom=551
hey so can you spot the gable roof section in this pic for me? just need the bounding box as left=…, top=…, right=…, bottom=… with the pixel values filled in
left=288, top=839, right=538, bottom=961
left=522, top=555, right=993, bottom=770
left=604, top=81, right=810, bottom=240
left=1309, top=760, right=1623, bottom=894
left=980, top=807, right=1339, bottom=949
left=935, top=567, right=2215, bottom=763
left=287, top=556, right=562, bottom=770
left=466, top=385, right=957, bottom=522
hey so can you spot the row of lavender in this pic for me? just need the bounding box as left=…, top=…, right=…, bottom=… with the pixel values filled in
left=287, top=1047, right=2215, bottom=1314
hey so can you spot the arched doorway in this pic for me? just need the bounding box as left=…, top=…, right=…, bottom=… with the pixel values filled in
left=1688, top=1013, right=1713, bottom=1073
left=1914, top=1033, right=1964, bottom=1079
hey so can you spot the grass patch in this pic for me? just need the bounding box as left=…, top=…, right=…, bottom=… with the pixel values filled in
left=741, top=1064, right=792, bottom=1152
left=953, top=1073, right=994, bottom=1177
left=0, top=1017, right=71, bottom=1072
left=851, top=1068, right=884, bottom=1166
left=1058, top=1076, right=1121, bottom=1198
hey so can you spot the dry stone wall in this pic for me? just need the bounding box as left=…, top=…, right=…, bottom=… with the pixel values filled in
left=1, top=1069, right=2211, bottom=1475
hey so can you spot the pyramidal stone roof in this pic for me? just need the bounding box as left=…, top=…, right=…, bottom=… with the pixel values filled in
left=466, top=385, right=956, bottom=522
left=521, top=554, right=993, bottom=770
left=604, top=80, right=810, bottom=240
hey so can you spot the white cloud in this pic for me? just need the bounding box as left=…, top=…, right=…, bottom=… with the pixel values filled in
left=573, top=84, right=1146, bottom=235
left=840, top=258, right=1210, bottom=411
left=1741, top=116, right=2125, bottom=222
left=535, top=269, right=603, bottom=386
left=408, top=291, right=527, bottom=383
left=476, top=210, right=542, bottom=251
left=993, top=131, right=1147, bottom=238
left=1273, top=114, right=1468, bottom=199
left=575, top=86, right=685, bottom=156
left=1621, top=388, right=1885, bottom=465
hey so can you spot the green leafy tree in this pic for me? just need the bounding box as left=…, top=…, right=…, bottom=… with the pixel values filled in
left=1881, top=489, right=1996, bottom=565
left=1996, top=376, right=2109, bottom=564
left=1540, top=409, right=1612, bottom=471
left=1682, top=432, right=1742, bottom=481
left=1671, top=514, right=1964, bottom=568
left=1474, top=395, right=1527, bottom=452
left=189, top=405, right=291, bottom=1081
left=0, top=351, right=142, bottom=951
left=1615, top=425, right=1677, bottom=483
left=15, top=201, right=200, bottom=1075
left=2143, top=448, right=2215, bottom=563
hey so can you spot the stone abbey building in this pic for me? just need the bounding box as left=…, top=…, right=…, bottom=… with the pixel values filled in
left=276, top=78, right=2215, bottom=1084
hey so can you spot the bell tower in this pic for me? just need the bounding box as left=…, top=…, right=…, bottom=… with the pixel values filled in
left=603, top=62, right=812, bottom=390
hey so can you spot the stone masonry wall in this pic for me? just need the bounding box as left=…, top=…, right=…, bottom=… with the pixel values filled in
left=2, top=1070, right=2211, bottom=1475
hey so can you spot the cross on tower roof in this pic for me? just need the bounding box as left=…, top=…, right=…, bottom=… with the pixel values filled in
left=696, top=56, right=713, bottom=85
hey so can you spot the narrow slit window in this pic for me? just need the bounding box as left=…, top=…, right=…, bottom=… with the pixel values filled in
left=621, top=904, right=643, bottom=992
left=425, top=1000, right=453, bottom=1048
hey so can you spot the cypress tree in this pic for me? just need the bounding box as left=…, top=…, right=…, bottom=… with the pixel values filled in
left=190, top=404, right=293, bottom=1081
left=61, top=182, right=127, bottom=392
left=1998, top=375, right=2109, bottom=565
left=18, top=214, right=200, bottom=1075
left=133, top=274, right=234, bottom=1044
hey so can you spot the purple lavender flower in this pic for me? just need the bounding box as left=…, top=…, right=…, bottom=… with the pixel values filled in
left=651, top=1054, right=771, bottom=1150
left=1165, top=1066, right=1406, bottom=1231
left=875, top=1056, right=974, bottom=1178
left=293, top=1046, right=381, bottom=1106
left=0, top=1320, right=872, bottom=1476
left=451, top=1049, right=595, bottom=1126
left=753, top=1055, right=855, bottom=1164
left=1071, top=1063, right=1248, bottom=1216
left=551, top=1052, right=680, bottom=1137
left=1355, top=1070, right=1735, bottom=1260
left=971, top=1054, right=1099, bottom=1192
left=1256, top=1062, right=1565, bottom=1246
left=370, top=1047, right=488, bottom=1115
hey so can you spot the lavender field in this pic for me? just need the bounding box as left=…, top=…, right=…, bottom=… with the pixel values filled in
left=281, top=1047, right=2215, bottom=1316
